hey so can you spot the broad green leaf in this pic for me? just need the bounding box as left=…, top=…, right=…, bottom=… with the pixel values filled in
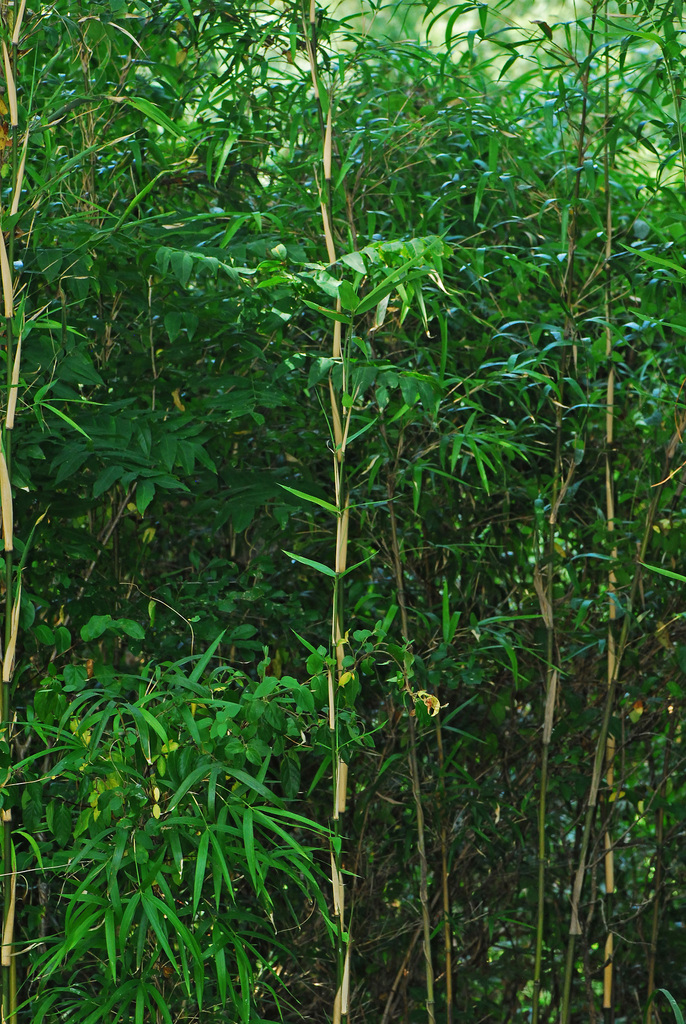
left=80, top=614, right=113, bottom=642
left=136, top=479, right=155, bottom=514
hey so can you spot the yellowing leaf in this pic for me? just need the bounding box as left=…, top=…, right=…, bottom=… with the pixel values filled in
left=629, top=698, right=646, bottom=724
left=152, top=803, right=161, bottom=819
left=172, top=388, right=186, bottom=411
left=656, top=620, right=673, bottom=650
left=414, top=689, right=441, bottom=716
left=339, top=671, right=353, bottom=687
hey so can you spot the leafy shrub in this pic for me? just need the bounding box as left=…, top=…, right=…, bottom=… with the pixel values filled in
left=20, top=635, right=328, bottom=1024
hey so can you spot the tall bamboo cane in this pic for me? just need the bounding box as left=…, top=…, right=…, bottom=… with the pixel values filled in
left=559, top=438, right=684, bottom=1024
left=0, top=5, right=25, bottom=1018
left=602, top=22, right=617, bottom=1017
left=383, top=432, right=435, bottom=1024
left=302, top=4, right=351, bottom=1019
left=532, top=4, right=601, bottom=1011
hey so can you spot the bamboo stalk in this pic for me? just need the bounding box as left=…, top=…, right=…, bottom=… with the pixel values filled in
left=531, top=340, right=572, bottom=1022
left=434, top=716, right=453, bottom=1024
left=555, top=10, right=600, bottom=1018
left=303, top=8, right=352, bottom=1020
left=386, top=458, right=435, bottom=1024
left=602, top=26, right=616, bottom=1015
left=1, top=14, right=25, bottom=1018
left=5, top=333, right=20, bottom=430
left=560, top=463, right=676, bottom=1024
left=646, top=711, right=676, bottom=1023
left=562, top=2, right=598, bottom=370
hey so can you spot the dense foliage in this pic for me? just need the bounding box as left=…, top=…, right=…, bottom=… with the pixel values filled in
left=0, top=0, right=685, bottom=1022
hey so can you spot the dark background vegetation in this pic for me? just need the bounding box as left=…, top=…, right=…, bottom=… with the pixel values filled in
left=0, top=0, right=684, bottom=1022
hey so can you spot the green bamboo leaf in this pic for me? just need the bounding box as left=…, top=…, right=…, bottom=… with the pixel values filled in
left=622, top=244, right=686, bottom=276
left=110, top=169, right=167, bottom=233
left=189, top=631, right=226, bottom=684
left=40, top=402, right=90, bottom=438
left=283, top=550, right=337, bottom=577
left=236, top=937, right=253, bottom=1024
left=340, top=551, right=377, bottom=577
left=193, top=830, right=209, bottom=916
left=243, top=805, right=257, bottom=891
left=135, top=982, right=145, bottom=1024
left=640, top=562, right=686, bottom=583
left=302, top=299, right=351, bottom=323
left=291, top=630, right=319, bottom=656
left=229, top=768, right=275, bottom=801
left=215, top=942, right=227, bottom=1005
left=104, top=907, right=117, bottom=985
left=123, top=96, right=185, bottom=138
left=140, top=891, right=180, bottom=975
left=208, top=829, right=235, bottom=907
left=278, top=484, right=339, bottom=514
left=167, top=763, right=217, bottom=812
left=118, top=892, right=141, bottom=953
left=645, top=990, right=685, bottom=1024
left=354, top=269, right=415, bottom=317
left=146, top=985, right=173, bottom=1024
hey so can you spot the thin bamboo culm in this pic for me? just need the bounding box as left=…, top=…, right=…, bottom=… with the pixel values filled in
left=1, top=4, right=26, bottom=1020
left=602, top=21, right=616, bottom=1018
left=644, top=2, right=686, bottom=1016
left=385, top=459, right=435, bottom=1024
left=302, top=4, right=351, bottom=1020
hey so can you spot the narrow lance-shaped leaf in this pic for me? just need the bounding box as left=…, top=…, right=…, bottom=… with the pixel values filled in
left=283, top=550, right=337, bottom=578
left=640, top=562, right=686, bottom=583
left=278, top=483, right=339, bottom=515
